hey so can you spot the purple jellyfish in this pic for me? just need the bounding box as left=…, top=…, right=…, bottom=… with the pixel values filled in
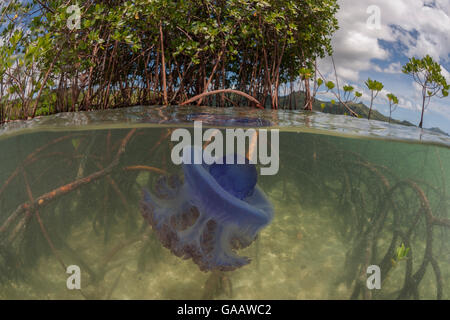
left=140, top=146, right=274, bottom=272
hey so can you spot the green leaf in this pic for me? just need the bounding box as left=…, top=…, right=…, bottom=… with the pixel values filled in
left=343, top=85, right=354, bottom=92
left=72, top=138, right=81, bottom=150
left=317, top=78, right=323, bottom=87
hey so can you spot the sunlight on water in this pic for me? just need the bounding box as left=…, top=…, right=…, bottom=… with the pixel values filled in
left=0, top=106, right=449, bottom=300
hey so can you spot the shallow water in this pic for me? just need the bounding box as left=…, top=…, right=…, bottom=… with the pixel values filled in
left=0, top=106, right=449, bottom=300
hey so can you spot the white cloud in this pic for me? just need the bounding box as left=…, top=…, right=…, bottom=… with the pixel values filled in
left=398, top=98, right=415, bottom=111
left=383, top=62, right=403, bottom=74
left=315, top=0, right=450, bottom=130
left=319, top=0, right=450, bottom=82
left=441, top=66, right=450, bottom=82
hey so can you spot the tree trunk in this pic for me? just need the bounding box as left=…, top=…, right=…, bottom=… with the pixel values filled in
left=304, top=78, right=313, bottom=111
left=368, top=91, right=374, bottom=120
left=160, top=21, right=168, bottom=106
left=419, top=93, right=426, bottom=128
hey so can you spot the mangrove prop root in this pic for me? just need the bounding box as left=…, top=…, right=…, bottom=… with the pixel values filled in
left=0, top=129, right=136, bottom=236
left=350, top=175, right=449, bottom=300
left=23, top=170, right=67, bottom=271
left=326, top=143, right=450, bottom=300
left=123, top=166, right=167, bottom=175
left=180, top=89, right=264, bottom=109
left=0, top=134, right=81, bottom=198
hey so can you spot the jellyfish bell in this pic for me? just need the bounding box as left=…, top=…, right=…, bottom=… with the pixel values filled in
left=141, top=145, right=274, bottom=272
left=209, top=154, right=257, bottom=200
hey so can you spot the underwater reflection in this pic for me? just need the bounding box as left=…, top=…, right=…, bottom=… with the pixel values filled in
left=140, top=146, right=274, bottom=272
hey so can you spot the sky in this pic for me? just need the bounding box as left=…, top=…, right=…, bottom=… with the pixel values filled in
left=317, top=0, right=450, bottom=133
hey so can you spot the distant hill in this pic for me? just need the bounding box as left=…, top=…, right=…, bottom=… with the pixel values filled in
left=274, top=91, right=449, bottom=136
left=427, top=127, right=449, bottom=136
left=276, top=91, right=416, bottom=127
